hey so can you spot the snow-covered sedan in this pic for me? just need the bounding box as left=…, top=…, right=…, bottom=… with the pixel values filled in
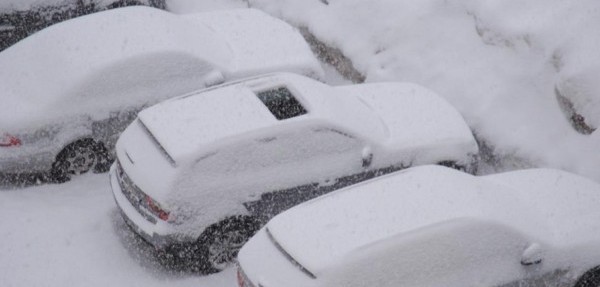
left=110, top=72, right=478, bottom=272
left=0, top=6, right=323, bottom=181
left=0, top=0, right=166, bottom=52
left=237, top=165, right=600, bottom=287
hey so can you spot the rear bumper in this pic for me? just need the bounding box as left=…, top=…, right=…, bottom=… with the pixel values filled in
left=110, top=163, right=175, bottom=249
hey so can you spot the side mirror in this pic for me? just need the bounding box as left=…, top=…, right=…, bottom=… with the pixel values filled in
left=521, top=243, right=543, bottom=266
left=362, top=146, right=373, bottom=168
left=204, top=70, right=225, bottom=87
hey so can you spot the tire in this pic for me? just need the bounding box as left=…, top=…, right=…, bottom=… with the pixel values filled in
left=194, top=216, right=260, bottom=273
left=575, top=266, right=600, bottom=287
left=50, top=139, right=108, bottom=183
left=437, top=160, right=466, bottom=171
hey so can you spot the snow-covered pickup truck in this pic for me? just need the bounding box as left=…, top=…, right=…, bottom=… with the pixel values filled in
left=0, top=7, right=323, bottom=182
left=110, top=72, right=479, bottom=273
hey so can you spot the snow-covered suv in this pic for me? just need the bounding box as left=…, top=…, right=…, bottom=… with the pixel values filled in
left=110, top=72, right=478, bottom=273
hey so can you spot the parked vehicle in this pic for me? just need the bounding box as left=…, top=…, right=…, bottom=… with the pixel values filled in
left=237, top=165, right=600, bottom=287
left=110, top=72, right=479, bottom=272
left=0, top=0, right=166, bottom=52
left=0, top=6, right=323, bottom=182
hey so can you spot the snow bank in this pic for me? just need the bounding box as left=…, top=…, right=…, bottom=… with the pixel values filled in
left=248, top=0, right=600, bottom=181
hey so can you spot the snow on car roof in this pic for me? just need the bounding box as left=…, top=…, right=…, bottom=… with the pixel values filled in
left=266, top=165, right=600, bottom=274
left=0, top=6, right=230, bottom=128
left=137, top=73, right=387, bottom=163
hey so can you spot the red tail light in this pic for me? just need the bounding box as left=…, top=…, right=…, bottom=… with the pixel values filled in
left=0, top=133, right=21, bottom=147
left=144, top=195, right=170, bottom=221
left=237, top=268, right=246, bottom=287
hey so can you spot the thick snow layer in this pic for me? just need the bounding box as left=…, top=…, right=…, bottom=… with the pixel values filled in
left=248, top=0, right=600, bottom=182
left=0, top=174, right=235, bottom=287
left=1, top=6, right=322, bottom=130
left=167, top=0, right=247, bottom=14
left=0, top=6, right=230, bottom=129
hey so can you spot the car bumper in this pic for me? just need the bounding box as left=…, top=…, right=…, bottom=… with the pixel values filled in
left=0, top=146, right=55, bottom=173
left=110, top=164, right=174, bottom=249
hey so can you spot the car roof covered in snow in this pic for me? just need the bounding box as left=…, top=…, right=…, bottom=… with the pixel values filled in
left=138, top=73, right=386, bottom=163
left=0, top=6, right=227, bottom=127
left=266, top=165, right=600, bottom=274
left=0, top=7, right=322, bottom=129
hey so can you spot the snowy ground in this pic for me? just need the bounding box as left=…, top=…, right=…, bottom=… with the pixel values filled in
left=0, top=173, right=237, bottom=287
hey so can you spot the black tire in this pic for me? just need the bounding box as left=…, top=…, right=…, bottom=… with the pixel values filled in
left=92, top=142, right=113, bottom=173
left=575, top=266, right=600, bottom=287
left=50, top=139, right=109, bottom=183
left=437, top=160, right=466, bottom=171
left=193, top=216, right=260, bottom=274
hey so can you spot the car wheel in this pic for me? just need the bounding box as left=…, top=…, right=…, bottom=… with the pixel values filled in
left=50, top=139, right=103, bottom=182
left=575, top=266, right=600, bottom=287
left=437, top=160, right=466, bottom=171
left=196, top=216, right=260, bottom=273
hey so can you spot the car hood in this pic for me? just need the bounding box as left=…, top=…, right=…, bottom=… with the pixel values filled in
left=137, top=84, right=276, bottom=164
left=265, top=165, right=548, bottom=276
left=341, top=83, right=477, bottom=153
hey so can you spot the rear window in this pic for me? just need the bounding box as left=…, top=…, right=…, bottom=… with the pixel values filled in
left=256, top=87, right=307, bottom=120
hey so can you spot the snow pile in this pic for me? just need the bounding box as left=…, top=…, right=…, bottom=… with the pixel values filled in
left=247, top=0, right=600, bottom=181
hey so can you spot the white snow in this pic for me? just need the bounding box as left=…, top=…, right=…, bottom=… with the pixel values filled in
left=0, top=174, right=237, bottom=287
left=1, top=6, right=323, bottom=130
left=166, top=0, right=247, bottom=14
left=247, top=0, right=600, bottom=182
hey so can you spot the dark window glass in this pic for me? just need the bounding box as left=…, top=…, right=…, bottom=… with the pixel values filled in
left=256, top=87, right=307, bottom=120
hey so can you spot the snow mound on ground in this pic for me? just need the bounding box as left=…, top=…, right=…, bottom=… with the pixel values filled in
left=248, top=0, right=600, bottom=182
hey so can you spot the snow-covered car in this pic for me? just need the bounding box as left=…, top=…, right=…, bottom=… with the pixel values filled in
left=0, top=0, right=166, bottom=52
left=110, top=72, right=478, bottom=272
left=237, top=165, right=600, bottom=287
left=0, top=7, right=323, bottom=181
